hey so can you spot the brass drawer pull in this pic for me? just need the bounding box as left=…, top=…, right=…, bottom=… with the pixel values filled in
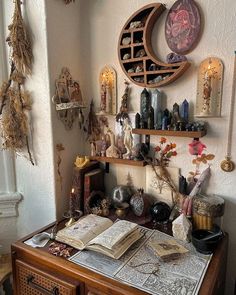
left=27, top=275, right=59, bottom=295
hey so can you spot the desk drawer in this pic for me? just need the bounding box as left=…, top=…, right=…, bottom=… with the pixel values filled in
left=15, top=260, right=79, bottom=295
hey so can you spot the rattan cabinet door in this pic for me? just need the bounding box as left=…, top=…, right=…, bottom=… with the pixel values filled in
left=15, top=260, right=79, bottom=295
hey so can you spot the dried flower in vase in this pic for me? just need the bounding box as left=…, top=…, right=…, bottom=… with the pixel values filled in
left=154, top=137, right=177, bottom=167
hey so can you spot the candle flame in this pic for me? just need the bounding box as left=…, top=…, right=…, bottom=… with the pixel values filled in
left=71, top=188, right=75, bottom=193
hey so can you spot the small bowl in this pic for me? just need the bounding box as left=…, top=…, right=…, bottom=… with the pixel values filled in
left=191, top=225, right=223, bottom=254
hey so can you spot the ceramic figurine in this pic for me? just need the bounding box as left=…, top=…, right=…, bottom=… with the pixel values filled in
left=140, top=88, right=150, bottom=126
left=105, top=129, right=119, bottom=158
left=135, top=65, right=143, bottom=73
left=123, top=118, right=133, bottom=159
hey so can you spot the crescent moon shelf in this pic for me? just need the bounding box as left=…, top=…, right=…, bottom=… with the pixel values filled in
left=118, top=3, right=190, bottom=88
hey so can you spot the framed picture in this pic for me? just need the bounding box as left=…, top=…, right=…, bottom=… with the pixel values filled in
left=56, top=80, right=70, bottom=103
left=68, top=80, right=84, bottom=106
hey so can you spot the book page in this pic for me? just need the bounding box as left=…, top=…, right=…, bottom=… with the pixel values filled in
left=88, top=220, right=138, bottom=250
left=86, top=228, right=143, bottom=259
left=56, top=214, right=113, bottom=250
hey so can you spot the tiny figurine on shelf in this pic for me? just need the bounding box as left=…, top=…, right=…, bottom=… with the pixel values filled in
left=123, top=118, right=133, bottom=159
left=128, top=68, right=135, bottom=73
left=90, top=142, right=96, bottom=156
left=166, top=52, right=187, bottom=64
left=74, top=155, right=90, bottom=169
left=116, top=80, right=130, bottom=125
left=106, top=129, right=119, bottom=158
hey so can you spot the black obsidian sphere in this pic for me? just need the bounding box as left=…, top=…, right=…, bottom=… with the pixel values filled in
left=150, top=202, right=171, bottom=223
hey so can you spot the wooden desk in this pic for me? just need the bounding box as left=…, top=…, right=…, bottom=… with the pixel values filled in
left=11, top=221, right=228, bottom=295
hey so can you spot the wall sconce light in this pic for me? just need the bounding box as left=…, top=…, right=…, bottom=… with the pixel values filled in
left=98, top=66, right=117, bottom=115
left=195, top=57, right=223, bottom=117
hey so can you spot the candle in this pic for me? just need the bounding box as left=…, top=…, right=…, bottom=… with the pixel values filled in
left=69, top=188, right=77, bottom=215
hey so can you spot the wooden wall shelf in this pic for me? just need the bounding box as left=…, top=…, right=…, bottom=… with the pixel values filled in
left=132, top=129, right=207, bottom=138
left=118, top=3, right=190, bottom=88
left=90, top=156, right=147, bottom=167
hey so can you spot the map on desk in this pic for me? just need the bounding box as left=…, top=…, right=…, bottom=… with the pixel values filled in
left=69, top=227, right=212, bottom=295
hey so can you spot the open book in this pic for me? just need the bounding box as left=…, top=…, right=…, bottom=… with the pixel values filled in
left=56, top=214, right=143, bottom=259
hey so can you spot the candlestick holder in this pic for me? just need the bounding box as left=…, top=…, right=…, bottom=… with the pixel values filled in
left=63, top=188, right=83, bottom=227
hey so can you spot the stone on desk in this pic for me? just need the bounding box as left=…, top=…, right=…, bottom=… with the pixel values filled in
left=172, top=213, right=192, bottom=242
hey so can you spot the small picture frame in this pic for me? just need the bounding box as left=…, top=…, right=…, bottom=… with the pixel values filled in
left=68, top=80, right=84, bottom=106
left=56, top=80, right=70, bottom=103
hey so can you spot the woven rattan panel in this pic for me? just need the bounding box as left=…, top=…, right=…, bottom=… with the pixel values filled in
left=16, top=260, right=77, bottom=295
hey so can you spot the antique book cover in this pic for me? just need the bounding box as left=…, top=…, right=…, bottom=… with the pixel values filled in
left=71, top=161, right=99, bottom=211
left=84, top=168, right=104, bottom=213
left=56, top=214, right=142, bottom=259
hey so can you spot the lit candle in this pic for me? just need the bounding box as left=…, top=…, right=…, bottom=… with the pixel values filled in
left=69, top=188, right=76, bottom=216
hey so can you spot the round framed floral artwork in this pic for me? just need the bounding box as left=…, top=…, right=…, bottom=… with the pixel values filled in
left=165, top=0, right=201, bottom=54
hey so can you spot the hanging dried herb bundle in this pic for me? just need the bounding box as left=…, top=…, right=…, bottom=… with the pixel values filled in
left=0, top=0, right=34, bottom=164
left=6, top=0, right=33, bottom=76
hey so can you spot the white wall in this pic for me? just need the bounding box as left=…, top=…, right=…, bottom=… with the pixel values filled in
left=81, top=1, right=236, bottom=294
left=0, top=0, right=235, bottom=293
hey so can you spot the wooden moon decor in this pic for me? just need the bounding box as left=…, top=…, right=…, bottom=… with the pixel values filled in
left=118, top=3, right=190, bottom=88
left=195, top=57, right=223, bottom=118
left=165, top=0, right=201, bottom=54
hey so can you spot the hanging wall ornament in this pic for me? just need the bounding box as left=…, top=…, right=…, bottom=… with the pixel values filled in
left=220, top=52, right=236, bottom=172
left=195, top=57, right=223, bottom=118
left=52, top=68, right=85, bottom=130
left=165, top=0, right=201, bottom=55
left=118, top=3, right=190, bottom=88
left=98, top=66, right=117, bottom=115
